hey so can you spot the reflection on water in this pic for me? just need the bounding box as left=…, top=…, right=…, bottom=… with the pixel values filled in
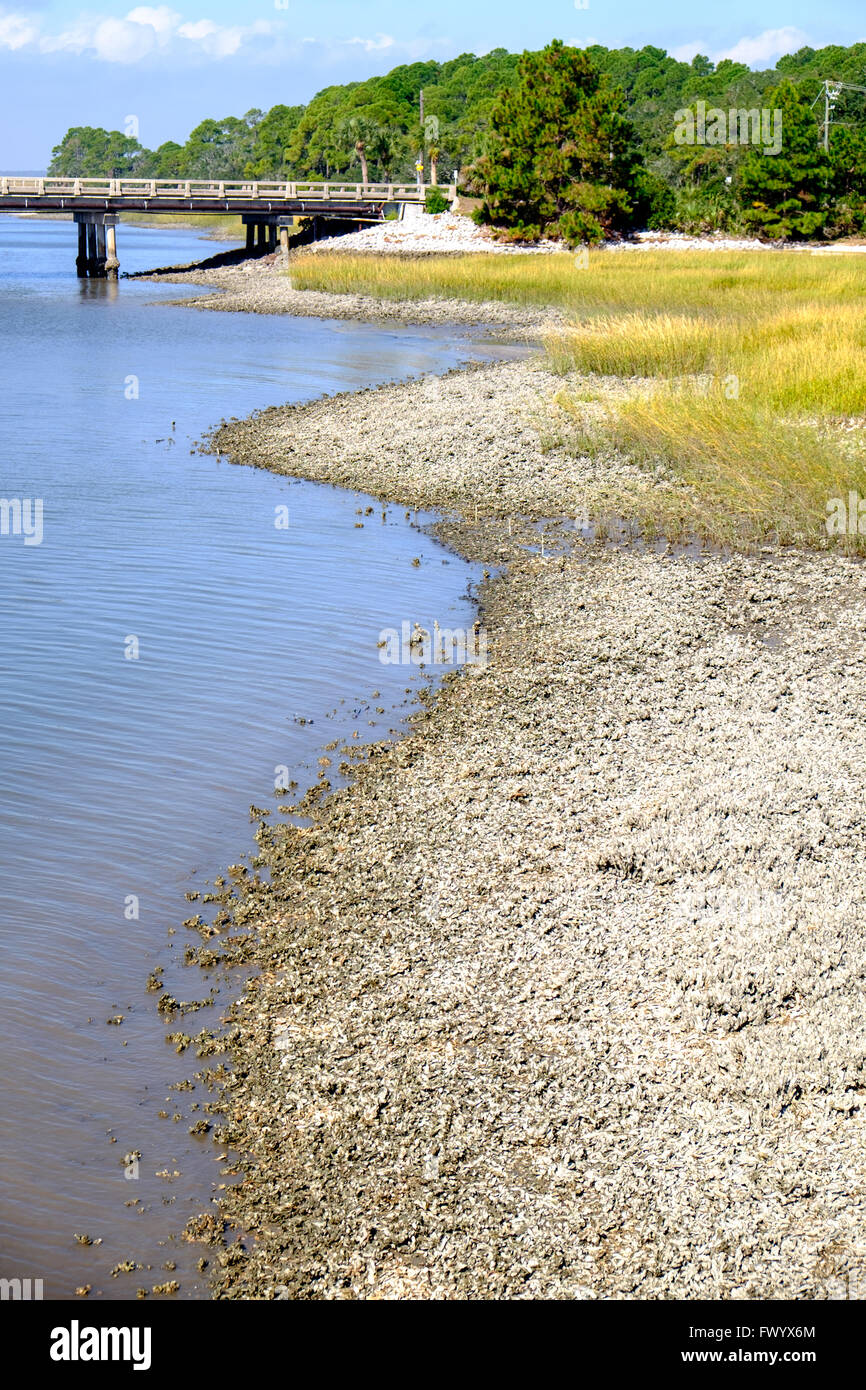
left=78, top=278, right=120, bottom=303
left=0, top=216, right=520, bottom=1299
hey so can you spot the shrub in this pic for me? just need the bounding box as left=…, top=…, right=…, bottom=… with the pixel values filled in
left=425, top=186, right=450, bottom=214
left=669, top=190, right=740, bottom=235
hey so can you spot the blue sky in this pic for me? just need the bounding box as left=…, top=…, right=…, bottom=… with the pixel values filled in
left=1, top=1, right=863, bottom=167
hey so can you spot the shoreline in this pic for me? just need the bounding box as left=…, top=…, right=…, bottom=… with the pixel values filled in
left=172, top=259, right=866, bottom=1299
left=138, top=255, right=564, bottom=335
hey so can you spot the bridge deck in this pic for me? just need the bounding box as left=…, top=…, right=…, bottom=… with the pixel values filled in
left=0, top=177, right=452, bottom=216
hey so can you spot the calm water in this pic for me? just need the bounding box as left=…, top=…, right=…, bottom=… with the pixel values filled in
left=0, top=216, right=516, bottom=1299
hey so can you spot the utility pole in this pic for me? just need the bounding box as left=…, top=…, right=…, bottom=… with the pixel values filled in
left=822, top=81, right=844, bottom=152
left=812, top=78, right=866, bottom=152
left=418, top=89, right=425, bottom=186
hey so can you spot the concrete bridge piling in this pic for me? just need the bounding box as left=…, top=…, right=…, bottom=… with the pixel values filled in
left=241, top=215, right=314, bottom=260
left=243, top=217, right=279, bottom=253
left=74, top=211, right=119, bottom=278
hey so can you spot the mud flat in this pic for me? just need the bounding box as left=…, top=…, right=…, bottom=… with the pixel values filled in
left=140, top=254, right=563, bottom=334
left=179, top=343, right=866, bottom=1301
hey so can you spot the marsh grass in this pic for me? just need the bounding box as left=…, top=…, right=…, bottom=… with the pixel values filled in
left=289, top=248, right=866, bottom=316
left=540, top=256, right=866, bottom=551
left=291, top=245, right=866, bottom=552
left=120, top=212, right=245, bottom=238
left=555, top=387, right=866, bottom=550
left=549, top=303, right=866, bottom=418
left=546, top=313, right=742, bottom=378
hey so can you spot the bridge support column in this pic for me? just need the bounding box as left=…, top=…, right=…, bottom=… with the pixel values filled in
left=242, top=214, right=301, bottom=258
left=105, top=222, right=119, bottom=278
left=76, top=222, right=88, bottom=276
left=74, top=212, right=120, bottom=278
left=94, top=223, right=107, bottom=276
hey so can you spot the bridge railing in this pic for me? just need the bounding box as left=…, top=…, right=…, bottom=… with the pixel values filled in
left=0, top=177, right=454, bottom=202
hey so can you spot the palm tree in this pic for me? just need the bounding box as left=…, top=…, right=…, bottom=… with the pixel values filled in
left=369, top=126, right=405, bottom=183
left=428, top=144, right=441, bottom=185
left=338, top=115, right=379, bottom=186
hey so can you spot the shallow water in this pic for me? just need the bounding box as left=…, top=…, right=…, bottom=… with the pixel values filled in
left=0, top=216, right=519, bottom=1299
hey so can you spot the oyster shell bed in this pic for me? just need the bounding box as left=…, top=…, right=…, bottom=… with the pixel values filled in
left=144, top=254, right=562, bottom=332
left=201, top=355, right=866, bottom=1300
left=301, top=210, right=563, bottom=257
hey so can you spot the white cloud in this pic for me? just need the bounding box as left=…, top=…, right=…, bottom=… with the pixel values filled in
left=0, top=13, right=39, bottom=50
left=127, top=6, right=179, bottom=41
left=178, top=18, right=273, bottom=59
left=346, top=34, right=396, bottom=54
left=91, top=17, right=159, bottom=63
left=672, top=27, right=811, bottom=68
left=178, top=18, right=236, bottom=57
left=340, top=32, right=453, bottom=64
left=0, top=9, right=452, bottom=67
left=718, top=27, right=810, bottom=65
left=0, top=6, right=275, bottom=63
left=177, top=19, right=217, bottom=42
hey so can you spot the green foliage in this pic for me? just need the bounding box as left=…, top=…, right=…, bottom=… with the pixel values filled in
left=47, top=39, right=866, bottom=241
left=246, top=105, right=305, bottom=178
left=630, top=168, right=676, bottom=230
left=137, top=142, right=185, bottom=179
left=182, top=111, right=262, bottom=180
left=472, top=42, right=640, bottom=244
left=284, top=51, right=519, bottom=181
left=425, top=186, right=451, bottom=213
left=48, top=127, right=145, bottom=177
left=776, top=41, right=866, bottom=86
left=739, top=83, right=830, bottom=239
left=336, top=114, right=384, bottom=184
left=669, top=189, right=743, bottom=234
left=828, top=125, right=866, bottom=203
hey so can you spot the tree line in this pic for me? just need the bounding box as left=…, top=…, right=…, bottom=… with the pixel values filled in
left=48, top=40, right=866, bottom=242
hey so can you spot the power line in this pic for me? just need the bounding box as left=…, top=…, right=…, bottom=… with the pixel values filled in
left=811, top=79, right=866, bottom=152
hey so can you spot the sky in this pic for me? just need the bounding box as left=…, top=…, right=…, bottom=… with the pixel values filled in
left=0, top=1, right=864, bottom=167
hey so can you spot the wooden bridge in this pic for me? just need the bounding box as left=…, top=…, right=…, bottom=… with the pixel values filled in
left=0, top=177, right=454, bottom=277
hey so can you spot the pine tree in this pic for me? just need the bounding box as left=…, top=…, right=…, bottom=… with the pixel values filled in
left=738, top=82, right=830, bottom=239
left=472, top=41, right=640, bottom=244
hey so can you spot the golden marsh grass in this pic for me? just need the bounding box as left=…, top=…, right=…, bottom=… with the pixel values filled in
left=290, top=247, right=866, bottom=551
left=289, top=248, right=866, bottom=316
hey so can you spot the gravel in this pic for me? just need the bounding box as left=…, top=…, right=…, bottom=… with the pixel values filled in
left=146, top=255, right=562, bottom=332
left=303, top=209, right=562, bottom=256
left=193, top=354, right=866, bottom=1301
left=609, top=230, right=775, bottom=253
